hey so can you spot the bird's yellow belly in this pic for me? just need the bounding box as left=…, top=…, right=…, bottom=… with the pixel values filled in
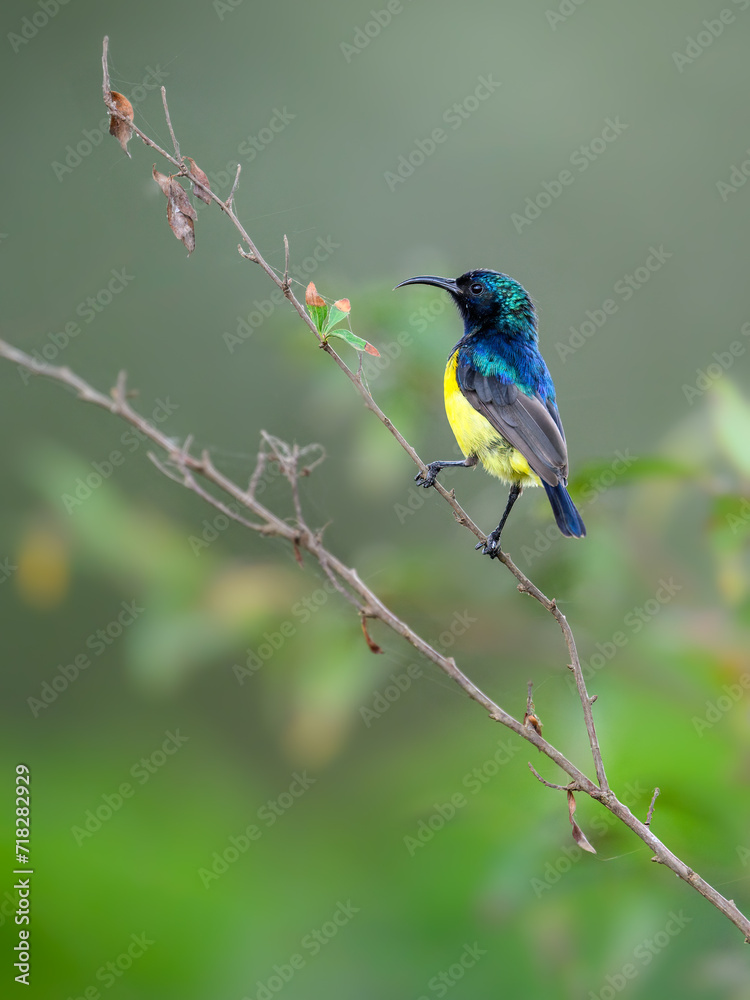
left=443, top=354, right=540, bottom=486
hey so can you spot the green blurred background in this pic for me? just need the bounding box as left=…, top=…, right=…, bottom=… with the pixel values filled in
left=2, top=0, right=750, bottom=996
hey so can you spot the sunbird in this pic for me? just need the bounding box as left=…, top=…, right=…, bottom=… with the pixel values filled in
left=395, top=269, right=585, bottom=556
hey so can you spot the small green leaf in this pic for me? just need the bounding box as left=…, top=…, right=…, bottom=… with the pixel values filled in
left=324, top=329, right=380, bottom=356
left=323, top=305, right=350, bottom=335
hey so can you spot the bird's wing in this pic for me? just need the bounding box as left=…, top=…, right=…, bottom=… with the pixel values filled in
left=457, top=355, right=568, bottom=486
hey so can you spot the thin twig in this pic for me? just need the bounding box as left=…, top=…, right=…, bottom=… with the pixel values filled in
left=283, top=234, right=290, bottom=292
left=646, top=787, right=661, bottom=827
left=161, top=86, right=181, bottom=162
left=227, top=164, right=241, bottom=210
left=528, top=763, right=575, bottom=792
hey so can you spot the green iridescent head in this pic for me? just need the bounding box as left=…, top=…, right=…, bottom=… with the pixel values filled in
left=395, top=269, right=537, bottom=339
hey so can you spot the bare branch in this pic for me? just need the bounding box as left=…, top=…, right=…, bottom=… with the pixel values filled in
left=6, top=36, right=746, bottom=942
left=2, top=334, right=748, bottom=941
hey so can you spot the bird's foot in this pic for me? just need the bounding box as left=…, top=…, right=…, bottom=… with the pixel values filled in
left=475, top=530, right=502, bottom=558
left=415, top=462, right=441, bottom=489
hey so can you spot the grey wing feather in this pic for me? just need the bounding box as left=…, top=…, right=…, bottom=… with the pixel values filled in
left=457, top=360, right=568, bottom=486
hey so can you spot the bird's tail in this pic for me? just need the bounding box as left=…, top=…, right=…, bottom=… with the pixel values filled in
left=542, top=482, right=586, bottom=538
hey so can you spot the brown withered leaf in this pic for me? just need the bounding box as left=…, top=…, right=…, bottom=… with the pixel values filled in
left=108, top=91, right=134, bottom=157
left=361, top=617, right=384, bottom=655
left=152, top=165, right=197, bottom=255
left=332, top=298, right=351, bottom=314
left=305, top=281, right=326, bottom=308
left=567, top=790, right=597, bottom=854
left=152, top=166, right=171, bottom=197
left=185, top=157, right=212, bottom=205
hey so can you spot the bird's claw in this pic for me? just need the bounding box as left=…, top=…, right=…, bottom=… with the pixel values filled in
left=476, top=533, right=502, bottom=558
left=415, top=464, right=439, bottom=489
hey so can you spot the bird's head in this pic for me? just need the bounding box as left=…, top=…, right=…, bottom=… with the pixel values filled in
left=395, top=269, right=537, bottom=340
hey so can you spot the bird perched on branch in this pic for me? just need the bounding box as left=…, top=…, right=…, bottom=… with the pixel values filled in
left=395, top=269, right=585, bottom=556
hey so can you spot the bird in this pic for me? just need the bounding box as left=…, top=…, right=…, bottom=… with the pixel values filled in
left=395, top=269, right=585, bottom=556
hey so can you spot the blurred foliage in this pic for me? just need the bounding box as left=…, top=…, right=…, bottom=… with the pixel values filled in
left=1, top=0, right=750, bottom=997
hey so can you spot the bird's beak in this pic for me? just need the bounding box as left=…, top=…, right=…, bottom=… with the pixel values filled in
left=394, top=275, right=459, bottom=294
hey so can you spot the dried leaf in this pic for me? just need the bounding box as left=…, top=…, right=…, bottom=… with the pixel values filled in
left=305, top=282, right=326, bottom=308
left=167, top=197, right=196, bottom=255
left=153, top=165, right=197, bottom=255
left=186, top=157, right=212, bottom=205
left=361, top=617, right=383, bottom=654
left=567, top=790, right=597, bottom=854
left=152, top=165, right=171, bottom=196
left=108, top=91, right=134, bottom=156
left=332, top=298, right=351, bottom=314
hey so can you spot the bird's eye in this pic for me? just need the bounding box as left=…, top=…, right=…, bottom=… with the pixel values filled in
left=470, top=283, right=483, bottom=295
